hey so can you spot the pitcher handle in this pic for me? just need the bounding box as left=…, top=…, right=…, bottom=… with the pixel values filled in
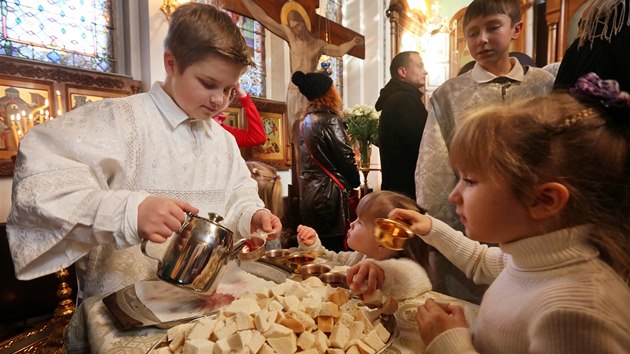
left=142, top=212, right=193, bottom=264
left=178, top=212, right=194, bottom=234
left=141, top=239, right=162, bottom=265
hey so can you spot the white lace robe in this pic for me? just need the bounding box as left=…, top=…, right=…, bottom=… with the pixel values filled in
left=415, top=60, right=555, bottom=229
left=7, top=83, right=265, bottom=299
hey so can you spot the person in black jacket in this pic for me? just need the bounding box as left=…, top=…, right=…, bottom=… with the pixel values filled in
left=292, top=71, right=360, bottom=252
left=554, top=0, right=630, bottom=92
left=375, top=51, right=428, bottom=200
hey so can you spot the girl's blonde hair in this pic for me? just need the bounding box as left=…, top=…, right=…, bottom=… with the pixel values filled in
left=165, top=2, right=253, bottom=73
left=450, top=92, right=630, bottom=284
left=356, top=191, right=430, bottom=269
left=246, top=161, right=283, bottom=219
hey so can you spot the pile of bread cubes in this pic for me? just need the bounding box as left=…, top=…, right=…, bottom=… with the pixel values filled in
left=150, top=275, right=393, bottom=354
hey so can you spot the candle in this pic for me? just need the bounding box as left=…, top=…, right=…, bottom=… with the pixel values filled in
left=16, top=113, right=23, bottom=133
left=56, top=90, right=63, bottom=116
left=10, top=115, right=19, bottom=145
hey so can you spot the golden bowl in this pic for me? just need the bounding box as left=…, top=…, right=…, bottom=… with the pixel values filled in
left=286, top=252, right=316, bottom=273
left=319, top=272, right=348, bottom=288
left=237, top=236, right=266, bottom=262
left=300, top=263, right=332, bottom=280
left=373, top=218, right=414, bottom=250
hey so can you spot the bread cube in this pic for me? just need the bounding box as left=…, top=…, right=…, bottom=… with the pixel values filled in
left=267, top=333, right=297, bottom=353
left=329, top=323, right=350, bottom=349
left=363, top=329, right=387, bottom=351
left=247, top=330, right=266, bottom=354
left=297, top=330, right=316, bottom=350
left=317, top=316, right=334, bottom=333
left=224, top=297, right=260, bottom=315
left=183, top=338, right=214, bottom=354
left=373, top=322, right=391, bottom=342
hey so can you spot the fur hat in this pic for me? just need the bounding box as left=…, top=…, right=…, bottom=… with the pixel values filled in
left=291, top=71, right=333, bottom=101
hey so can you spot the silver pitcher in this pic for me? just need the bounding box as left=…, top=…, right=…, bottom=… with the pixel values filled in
left=141, top=212, right=265, bottom=295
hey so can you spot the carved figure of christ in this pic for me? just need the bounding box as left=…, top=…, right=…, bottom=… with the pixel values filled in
left=241, top=0, right=364, bottom=142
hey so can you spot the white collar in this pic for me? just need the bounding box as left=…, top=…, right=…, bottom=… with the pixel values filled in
left=148, top=82, right=189, bottom=130
left=471, top=57, right=525, bottom=83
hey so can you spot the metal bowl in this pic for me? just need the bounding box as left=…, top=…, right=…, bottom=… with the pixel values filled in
left=300, top=263, right=332, bottom=280
left=373, top=218, right=414, bottom=250
left=264, top=249, right=292, bottom=261
left=237, top=236, right=266, bottom=262
left=319, top=272, right=348, bottom=288
left=286, top=252, right=317, bottom=273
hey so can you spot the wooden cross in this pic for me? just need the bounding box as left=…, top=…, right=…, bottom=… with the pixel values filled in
left=225, top=0, right=365, bottom=59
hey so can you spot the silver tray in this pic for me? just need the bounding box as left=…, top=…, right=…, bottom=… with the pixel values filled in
left=146, top=313, right=397, bottom=353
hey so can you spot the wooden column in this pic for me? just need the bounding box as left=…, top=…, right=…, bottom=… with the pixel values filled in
left=545, top=0, right=563, bottom=63
left=545, top=0, right=588, bottom=63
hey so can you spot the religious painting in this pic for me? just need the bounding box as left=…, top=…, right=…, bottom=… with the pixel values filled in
left=250, top=111, right=289, bottom=170
left=66, top=86, right=127, bottom=111
left=0, top=77, right=54, bottom=154
left=222, top=107, right=242, bottom=128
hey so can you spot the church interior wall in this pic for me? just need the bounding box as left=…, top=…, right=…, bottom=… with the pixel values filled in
left=0, top=0, right=546, bottom=222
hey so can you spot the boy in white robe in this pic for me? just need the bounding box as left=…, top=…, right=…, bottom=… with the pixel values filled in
left=7, top=3, right=281, bottom=299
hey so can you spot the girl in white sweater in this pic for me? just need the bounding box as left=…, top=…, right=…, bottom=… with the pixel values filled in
left=388, top=74, right=630, bottom=353
left=298, top=190, right=433, bottom=300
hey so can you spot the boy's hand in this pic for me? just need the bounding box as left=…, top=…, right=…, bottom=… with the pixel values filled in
left=251, top=210, right=282, bottom=240
left=416, top=298, right=469, bottom=345
left=297, top=225, right=317, bottom=246
left=347, top=262, right=384, bottom=296
left=138, top=196, right=199, bottom=243
left=388, top=208, right=432, bottom=236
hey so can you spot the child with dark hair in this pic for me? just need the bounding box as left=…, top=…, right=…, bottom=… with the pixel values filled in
left=298, top=191, right=432, bottom=300
left=7, top=2, right=281, bottom=299
left=394, top=74, right=630, bottom=353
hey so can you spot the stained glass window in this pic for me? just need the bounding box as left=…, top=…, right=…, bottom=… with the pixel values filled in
left=0, top=0, right=115, bottom=73
left=318, top=0, right=343, bottom=97
left=227, top=11, right=266, bottom=98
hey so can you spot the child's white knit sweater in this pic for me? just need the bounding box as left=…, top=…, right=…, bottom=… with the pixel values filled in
left=298, top=236, right=432, bottom=300
left=422, top=218, right=630, bottom=354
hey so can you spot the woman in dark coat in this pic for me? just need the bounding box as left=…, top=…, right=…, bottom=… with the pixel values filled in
left=292, top=71, right=360, bottom=252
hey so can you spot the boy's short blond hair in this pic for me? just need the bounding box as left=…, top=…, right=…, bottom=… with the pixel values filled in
left=164, top=2, right=253, bottom=73
left=463, top=0, right=521, bottom=29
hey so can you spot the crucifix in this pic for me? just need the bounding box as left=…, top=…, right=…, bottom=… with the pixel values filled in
left=226, top=0, right=365, bottom=142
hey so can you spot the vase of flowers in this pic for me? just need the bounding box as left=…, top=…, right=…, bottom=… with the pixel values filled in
left=341, top=104, right=380, bottom=169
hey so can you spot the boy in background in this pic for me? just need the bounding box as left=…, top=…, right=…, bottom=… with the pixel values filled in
left=414, top=0, right=554, bottom=302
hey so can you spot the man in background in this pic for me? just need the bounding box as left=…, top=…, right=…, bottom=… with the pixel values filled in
left=375, top=51, right=428, bottom=200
